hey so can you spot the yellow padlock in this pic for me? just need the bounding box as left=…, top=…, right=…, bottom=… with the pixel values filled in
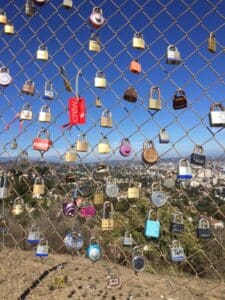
left=11, top=197, right=24, bottom=216
left=128, top=182, right=139, bottom=199
left=0, top=10, right=7, bottom=24
left=65, top=146, right=77, bottom=162
left=101, top=201, right=114, bottom=231
left=208, top=32, right=216, bottom=53
left=94, top=71, right=106, bottom=88
left=76, top=134, right=88, bottom=152
left=132, top=33, right=145, bottom=50
left=33, top=177, right=45, bottom=196
left=36, top=44, right=49, bottom=60
left=95, top=96, right=102, bottom=107
left=94, top=186, right=104, bottom=205
left=148, top=86, right=162, bottom=110
left=89, top=33, right=101, bottom=52
left=100, top=110, right=113, bottom=128
left=98, top=136, right=110, bottom=154
left=4, top=22, right=14, bottom=34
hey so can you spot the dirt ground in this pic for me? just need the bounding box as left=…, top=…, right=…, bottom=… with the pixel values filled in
left=0, top=249, right=225, bottom=300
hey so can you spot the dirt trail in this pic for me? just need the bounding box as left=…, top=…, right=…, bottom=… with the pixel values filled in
left=0, top=249, right=224, bottom=300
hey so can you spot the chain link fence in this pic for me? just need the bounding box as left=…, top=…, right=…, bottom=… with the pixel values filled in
left=0, top=0, right=225, bottom=299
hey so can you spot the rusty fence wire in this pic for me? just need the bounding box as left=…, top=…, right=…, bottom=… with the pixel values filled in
left=0, top=0, right=225, bottom=299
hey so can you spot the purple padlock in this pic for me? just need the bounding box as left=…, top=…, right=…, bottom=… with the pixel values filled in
left=119, top=138, right=132, bottom=157
left=62, top=201, right=77, bottom=217
left=80, top=204, right=96, bottom=218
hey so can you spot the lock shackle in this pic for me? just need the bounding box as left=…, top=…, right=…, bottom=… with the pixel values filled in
left=37, top=128, right=50, bottom=139
left=198, top=218, right=210, bottom=229
left=129, top=180, right=138, bottom=187
left=108, top=265, right=118, bottom=276
left=179, top=158, right=190, bottom=167
left=101, top=109, right=111, bottom=117
left=38, top=44, right=47, bottom=51
left=151, top=181, right=161, bottom=192
left=171, top=239, right=181, bottom=249
left=143, top=139, right=155, bottom=150
left=96, top=71, right=105, bottom=78
left=124, top=231, right=132, bottom=238
left=0, top=173, right=7, bottom=188
left=90, top=32, right=100, bottom=41
left=45, top=80, right=52, bottom=89
left=22, top=103, right=32, bottom=110
left=25, top=79, right=34, bottom=86
left=210, top=102, right=225, bottom=112
left=121, top=138, right=130, bottom=145
left=75, top=68, right=82, bottom=99
left=160, top=128, right=166, bottom=134
left=92, top=6, right=103, bottom=14
left=209, top=32, right=215, bottom=39
left=134, top=32, right=143, bottom=38
left=34, top=177, right=44, bottom=185
left=40, top=105, right=50, bottom=112
left=30, top=224, right=40, bottom=232
left=175, top=88, right=185, bottom=97
left=0, top=66, right=9, bottom=73
left=147, top=209, right=158, bottom=220
left=167, top=44, right=177, bottom=51
left=106, top=176, right=116, bottom=185
left=99, top=135, right=109, bottom=143
left=193, top=145, right=204, bottom=155
left=77, top=133, right=87, bottom=142
left=132, top=246, right=143, bottom=257
left=150, top=86, right=160, bottom=99
left=172, top=212, right=183, bottom=224
left=14, top=197, right=24, bottom=205
left=103, top=201, right=114, bottom=218
left=0, top=9, right=6, bottom=15
left=89, top=236, right=99, bottom=245
left=38, top=237, right=48, bottom=246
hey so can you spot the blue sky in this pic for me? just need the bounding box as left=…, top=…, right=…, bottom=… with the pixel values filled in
left=0, top=0, right=225, bottom=162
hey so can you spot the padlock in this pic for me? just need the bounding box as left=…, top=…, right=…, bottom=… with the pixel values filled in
left=65, top=146, right=77, bottom=162
left=170, top=240, right=185, bottom=262
left=26, top=225, right=40, bottom=244
left=34, top=0, right=46, bottom=6
left=89, top=7, right=105, bottom=28
left=196, top=218, right=211, bottom=239
left=162, top=175, right=175, bottom=189
left=132, top=246, right=146, bottom=272
left=177, top=158, right=192, bottom=180
left=10, top=138, right=18, bottom=150
left=86, top=237, right=101, bottom=261
left=98, top=136, right=110, bottom=154
left=132, top=33, right=145, bottom=50
left=209, top=103, right=225, bottom=127
left=173, top=88, right=187, bottom=110
left=62, top=201, right=77, bottom=217
left=170, top=212, right=184, bottom=234
left=4, top=22, right=14, bottom=34
left=105, top=177, right=118, bottom=198
left=95, top=96, right=102, bottom=107
left=190, top=145, right=206, bottom=167
left=36, top=45, right=48, bottom=61
left=53, top=265, right=68, bottom=289
left=151, top=182, right=166, bottom=207
left=122, top=232, right=133, bottom=246
left=144, top=209, right=160, bottom=239
left=130, top=59, right=141, bottom=74
left=25, top=0, right=35, bottom=16
left=128, top=182, right=139, bottom=199
left=44, top=80, right=54, bottom=100
left=94, top=162, right=109, bottom=179
left=68, top=96, right=86, bottom=125
left=0, top=66, right=12, bottom=87
left=20, top=104, right=32, bottom=120
left=166, top=45, right=181, bottom=64
left=38, top=105, right=51, bottom=122
left=21, top=80, right=35, bottom=96
left=102, top=201, right=114, bottom=230
left=149, top=86, right=162, bottom=110
left=100, top=110, right=113, bottom=128
left=36, top=238, right=49, bottom=257
left=0, top=10, right=7, bottom=24
left=0, top=173, right=7, bottom=199
left=119, top=138, right=132, bottom=157
left=142, top=140, right=159, bottom=164
left=63, top=0, right=73, bottom=9
left=80, top=200, right=96, bottom=218
left=64, top=230, right=84, bottom=252
left=11, top=197, right=24, bottom=216
left=208, top=32, right=216, bottom=53
left=33, top=129, right=52, bottom=152
left=94, top=186, right=104, bottom=205
left=123, top=86, right=137, bottom=103
left=89, top=33, right=101, bottom=52
left=159, top=129, right=170, bottom=143
left=33, top=177, right=45, bottom=197
left=94, top=71, right=107, bottom=88
left=107, top=266, right=121, bottom=289
left=76, top=134, right=88, bottom=152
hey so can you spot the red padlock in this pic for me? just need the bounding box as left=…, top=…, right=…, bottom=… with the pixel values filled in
left=33, top=129, right=52, bottom=152
left=68, top=97, right=86, bottom=125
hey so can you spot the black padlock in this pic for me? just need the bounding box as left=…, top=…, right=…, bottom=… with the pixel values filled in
left=123, top=86, right=137, bottom=103
left=173, top=88, right=187, bottom=110
left=196, top=218, right=211, bottom=239
left=170, top=212, right=184, bottom=234
left=191, top=145, right=206, bottom=167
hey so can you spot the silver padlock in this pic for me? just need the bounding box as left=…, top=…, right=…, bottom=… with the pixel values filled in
left=63, top=0, right=73, bottom=9
left=132, top=246, right=146, bottom=272
left=151, top=182, right=166, bottom=207
left=0, top=173, right=7, bottom=199
left=209, top=103, right=225, bottom=127
left=94, top=71, right=107, bottom=88
left=0, top=66, right=12, bottom=87
left=105, top=177, right=119, bottom=198
left=166, top=45, right=181, bottom=64
left=25, top=0, right=35, bottom=16
left=27, top=225, right=40, bottom=244
left=20, top=104, right=32, bottom=120
left=36, top=238, right=49, bottom=257
left=38, top=105, right=51, bottom=122
left=170, top=240, right=185, bottom=262
left=122, top=232, right=133, bottom=246
left=177, top=158, right=192, bottom=180
left=159, top=129, right=170, bottom=143
left=36, top=44, right=49, bottom=61
left=44, top=80, right=54, bottom=100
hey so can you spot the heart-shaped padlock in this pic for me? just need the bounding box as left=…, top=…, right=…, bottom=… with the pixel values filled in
left=119, top=138, right=132, bottom=157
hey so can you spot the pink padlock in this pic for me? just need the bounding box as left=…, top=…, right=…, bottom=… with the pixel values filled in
left=119, top=138, right=132, bottom=157
left=80, top=202, right=96, bottom=218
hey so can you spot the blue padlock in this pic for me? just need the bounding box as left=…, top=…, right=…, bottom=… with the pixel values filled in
left=86, top=237, right=101, bottom=262
left=144, top=209, right=160, bottom=239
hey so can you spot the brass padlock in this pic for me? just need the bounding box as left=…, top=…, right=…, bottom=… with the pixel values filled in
left=4, top=22, right=14, bottom=35
left=65, top=146, right=77, bottom=162
left=33, top=177, right=45, bottom=197
left=128, top=182, right=139, bottom=199
left=0, top=10, right=7, bottom=24
left=76, top=134, right=88, bottom=152
left=38, top=105, right=51, bottom=122
left=102, top=201, right=114, bottom=231
left=98, top=136, right=110, bottom=154
left=123, top=86, right=137, bottom=103
left=63, top=0, right=73, bottom=9
left=132, top=33, right=145, bottom=50
left=25, top=0, right=35, bottom=16
left=89, top=33, right=101, bottom=52
left=149, top=86, right=161, bottom=110
left=95, top=96, right=102, bottom=107
left=100, top=110, right=113, bottom=128
left=173, top=88, right=187, bottom=110
left=94, top=186, right=104, bottom=205
left=20, top=103, right=32, bottom=120
left=36, top=45, right=49, bottom=61
left=142, top=140, right=159, bottom=164
left=21, top=80, right=35, bottom=96
left=208, top=32, right=216, bottom=53
left=95, top=71, right=106, bottom=88
left=11, top=197, right=24, bottom=216
left=53, top=265, right=68, bottom=289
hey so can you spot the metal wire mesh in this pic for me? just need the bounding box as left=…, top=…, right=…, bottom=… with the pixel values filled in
left=0, top=0, right=225, bottom=299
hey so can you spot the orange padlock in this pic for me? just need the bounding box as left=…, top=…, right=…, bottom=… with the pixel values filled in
left=130, top=59, right=141, bottom=74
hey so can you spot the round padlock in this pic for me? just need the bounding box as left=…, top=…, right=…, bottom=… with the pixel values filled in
left=142, top=140, right=158, bottom=164
left=151, top=191, right=166, bottom=207
left=0, top=67, right=12, bottom=86
left=119, top=139, right=132, bottom=157
left=89, top=7, right=105, bottom=28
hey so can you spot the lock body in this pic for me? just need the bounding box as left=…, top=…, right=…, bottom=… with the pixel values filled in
left=0, top=11, right=7, bottom=24
left=21, top=80, right=35, bottom=95
left=44, top=81, right=54, bottom=100
left=33, top=178, right=45, bottom=196
left=128, top=186, right=139, bottom=199
left=149, top=86, right=161, bottom=110
left=132, top=33, right=145, bottom=49
left=100, top=110, right=113, bottom=127
left=89, top=33, right=100, bottom=52
left=0, top=174, right=7, bottom=199
left=130, top=59, right=141, bottom=74
left=191, top=145, right=206, bottom=167
left=63, top=0, right=73, bottom=9
left=166, top=45, right=181, bottom=64
left=62, top=201, right=77, bottom=217
left=170, top=213, right=184, bottom=233
left=145, top=219, right=160, bottom=238
left=123, top=87, right=137, bottom=102
left=98, top=137, right=110, bottom=154
left=38, top=106, right=51, bottom=122
left=25, top=0, right=35, bottom=16
left=208, top=32, right=216, bottom=53
left=4, top=23, right=14, bottom=34
left=159, top=129, right=170, bottom=143
left=65, top=150, right=77, bottom=162
left=197, top=218, right=211, bottom=239
left=36, top=239, right=49, bottom=257
left=209, top=103, right=225, bottom=127
left=27, top=226, right=40, bottom=244
left=95, top=72, right=106, bottom=88
left=36, top=45, right=48, bottom=60
left=171, top=241, right=185, bottom=262
left=94, top=190, right=104, bottom=205
left=86, top=243, right=101, bottom=261
left=123, top=232, right=133, bottom=246
left=142, top=140, right=158, bottom=164
left=20, top=108, right=32, bottom=120
left=89, top=7, right=105, bottom=28
left=177, top=159, right=192, bottom=180
left=173, top=89, right=187, bottom=109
